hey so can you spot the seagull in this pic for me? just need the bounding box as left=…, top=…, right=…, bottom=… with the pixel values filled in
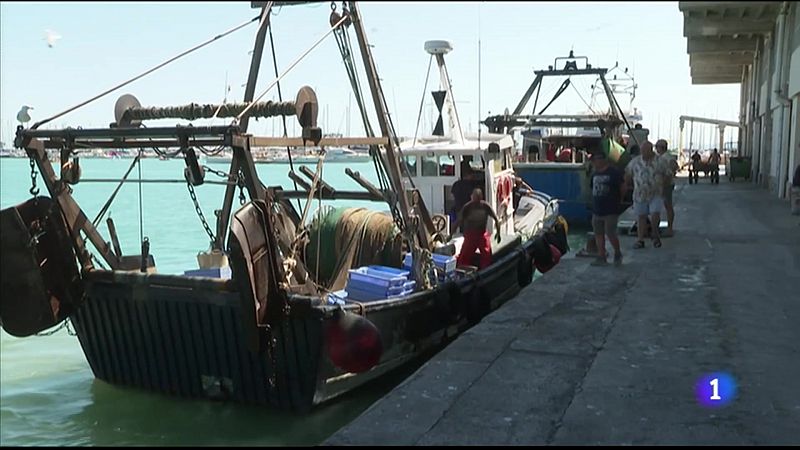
left=44, top=29, right=62, bottom=48
left=17, top=106, right=33, bottom=126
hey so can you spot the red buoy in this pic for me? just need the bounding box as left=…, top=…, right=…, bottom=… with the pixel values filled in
left=325, top=309, right=383, bottom=373
left=534, top=244, right=562, bottom=274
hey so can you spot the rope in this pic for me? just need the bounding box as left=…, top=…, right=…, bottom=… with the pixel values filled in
left=538, top=79, right=571, bottom=116
left=233, top=14, right=348, bottom=125
left=412, top=55, right=434, bottom=148
left=267, top=22, right=301, bottom=212
left=125, top=101, right=295, bottom=121
left=90, top=152, right=141, bottom=228
left=32, top=15, right=260, bottom=130
left=569, top=78, right=597, bottom=115
left=137, top=149, right=144, bottom=245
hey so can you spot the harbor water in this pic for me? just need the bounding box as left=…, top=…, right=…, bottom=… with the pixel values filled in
left=0, top=157, right=585, bottom=445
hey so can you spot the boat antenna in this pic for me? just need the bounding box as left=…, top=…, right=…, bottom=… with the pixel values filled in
left=478, top=1, right=482, bottom=145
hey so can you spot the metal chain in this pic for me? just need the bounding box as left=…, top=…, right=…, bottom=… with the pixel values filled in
left=34, top=317, right=77, bottom=337
left=237, top=171, right=247, bottom=206
left=203, top=165, right=232, bottom=180
left=29, top=157, right=40, bottom=197
left=187, top=182, right=216, bottom=246
left=266, top=325, right=278, bottom=388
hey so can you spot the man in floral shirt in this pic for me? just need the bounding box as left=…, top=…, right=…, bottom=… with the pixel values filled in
left=624, top=140, right=672, bottom=249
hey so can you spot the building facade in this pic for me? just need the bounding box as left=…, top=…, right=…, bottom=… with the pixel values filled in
left=681, top=1, right=800, bottom=199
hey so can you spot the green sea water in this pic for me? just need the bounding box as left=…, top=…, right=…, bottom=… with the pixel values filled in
left=0, top=157, right=586, bottom=446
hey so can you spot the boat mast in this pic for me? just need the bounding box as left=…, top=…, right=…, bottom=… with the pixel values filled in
left=348, top=1, right=431, bottom=285
left=214, top=2, right=274, bottom=251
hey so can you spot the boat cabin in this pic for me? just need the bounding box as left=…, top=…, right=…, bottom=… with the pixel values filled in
left=399, top=133, right=517, bottom=237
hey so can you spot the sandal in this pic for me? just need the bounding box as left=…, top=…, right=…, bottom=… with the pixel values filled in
left=653, top=238, right=662, bottom=248
left=634, top=240, right=645, bottom=249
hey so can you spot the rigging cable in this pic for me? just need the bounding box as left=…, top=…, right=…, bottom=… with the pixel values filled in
left=234, top=14, right=348, bottom=125
left=412, top=55, right=434, bottom=148
left=537, top=78, right=571, bottom=116
left=32, top=15, right=260, bottom=130
left=569, top=78, right=597, bottom=115
left=267, top=22, right=302, bottom=212
left=137, top=149, right=144, bottom=245
left=332, top=14, right=394, bottom=192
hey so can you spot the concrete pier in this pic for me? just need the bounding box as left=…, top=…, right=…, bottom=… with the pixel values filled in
left=326, top=179, right=800, bottom=446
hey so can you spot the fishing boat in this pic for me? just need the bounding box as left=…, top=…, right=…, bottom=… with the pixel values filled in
left=0, top=1, right=567, bottom=413
left=484, top=51, right=647, bottom=226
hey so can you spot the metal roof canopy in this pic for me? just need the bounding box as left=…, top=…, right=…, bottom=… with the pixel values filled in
left=679, top=1, right=782, bottom=85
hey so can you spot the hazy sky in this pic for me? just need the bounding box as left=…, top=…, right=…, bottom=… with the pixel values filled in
left=0, top=1, right=741, bottom=148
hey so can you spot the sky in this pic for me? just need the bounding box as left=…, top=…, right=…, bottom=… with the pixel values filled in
left=0, top=1, right=742, bottom=149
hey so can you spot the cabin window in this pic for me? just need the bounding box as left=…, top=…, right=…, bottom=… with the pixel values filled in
left=404, top=156, right=417, bottom=176
left=439, top=154, right=455, bottom=176
left=421, top=154, right=438, bottom=177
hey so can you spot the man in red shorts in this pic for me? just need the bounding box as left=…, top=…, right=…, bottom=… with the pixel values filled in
left=453, top=188, right=501, bottom=269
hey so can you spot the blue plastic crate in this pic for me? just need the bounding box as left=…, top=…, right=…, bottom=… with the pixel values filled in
left=403, top=253, right=456, bottom=274
left=347, top=266, right=409, bottom=289
left=346, top=279, right=415, bottom=297
left=365, top=265, right=410, bottom=279
left=326, top=290, right=348, bottom=306
left=347, top=286, right=414, bottom=302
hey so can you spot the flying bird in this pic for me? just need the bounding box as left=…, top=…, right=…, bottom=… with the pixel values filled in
left=17, top=106, right=33, bottom=126
left=44, top=29, right=62, bottom=48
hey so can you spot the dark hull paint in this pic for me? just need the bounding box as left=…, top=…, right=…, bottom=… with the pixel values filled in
left=70, top=238, right=537, bottom=412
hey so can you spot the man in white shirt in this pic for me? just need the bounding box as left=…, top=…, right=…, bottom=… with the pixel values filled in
left=624, top=141, right=672, bottom=249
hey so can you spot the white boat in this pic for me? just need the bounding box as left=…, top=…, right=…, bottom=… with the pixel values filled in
left=400, top=39, right=559, bottom=245
left=257, top=146, right=372, bottom=164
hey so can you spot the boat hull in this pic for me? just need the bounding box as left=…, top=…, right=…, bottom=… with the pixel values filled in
left=514, top=162, right=592, bottom=226
left=68, top=231, right=551, bottom=412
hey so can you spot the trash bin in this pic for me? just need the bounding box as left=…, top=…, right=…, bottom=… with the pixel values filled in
left=791, top=186, right=800, bottom=216
left=727, top=156, right=751, bottom=181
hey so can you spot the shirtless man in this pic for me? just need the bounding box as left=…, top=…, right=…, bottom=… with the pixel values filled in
left=453, top=188, right=501, bottom=269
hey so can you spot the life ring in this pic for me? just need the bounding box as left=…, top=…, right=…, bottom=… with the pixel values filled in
left=496, top=175, right=513, bottom=211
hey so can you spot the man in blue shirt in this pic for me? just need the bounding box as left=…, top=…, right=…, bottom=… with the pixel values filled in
left=590, top=151, right=626, bottom=265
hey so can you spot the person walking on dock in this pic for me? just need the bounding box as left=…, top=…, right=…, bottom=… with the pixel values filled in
left=453, top=188, right=501, bottom=269
left=655, top=139, right=679, bottom=236
left=689, top=150, right=702, bottom=184
left=625, top=141, right=672, bottom=249
left=589, top=151, right=626, bottom=265
left=709, top=148, right=721, bottom=184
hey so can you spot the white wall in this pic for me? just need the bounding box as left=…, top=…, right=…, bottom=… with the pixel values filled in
left=790, top=46, right=800, bottom=97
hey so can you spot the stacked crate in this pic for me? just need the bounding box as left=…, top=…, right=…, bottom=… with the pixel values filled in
left=345, top=266, right=416, bottom=302
left=402, top=253, right=457, bottom=283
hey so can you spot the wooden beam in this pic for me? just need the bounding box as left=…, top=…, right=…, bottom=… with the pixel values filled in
left=691, top=67, right=745, bottom=77
left=287, top=171, right=312, bottom=192
left=692, top=77, right=742, bottom=85
left=690, top=53, right=755, bottom=66
left=24, top=138, right=119, bottom=270
left=687, top=36, right=759, bottom=53
left=216, top=1, right=272, bottom=251
left=298, top=165, right=335, bottom=195
left=679, top=2, right=779, bottom=12
left=683, top=16, right=774, bottom=38
left=248, top=136, right=389, bottom=147
left=345, top=168, right=384, bottom=200
left=275, top=190, right=383, bottom=201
